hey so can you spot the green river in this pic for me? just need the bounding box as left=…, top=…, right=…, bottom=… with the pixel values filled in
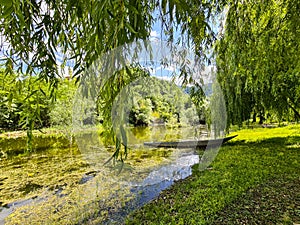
left=0, top=126, right=208, bottom=224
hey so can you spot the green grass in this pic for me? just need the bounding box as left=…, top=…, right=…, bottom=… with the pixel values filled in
left=126, top=125, right=300, bottom=224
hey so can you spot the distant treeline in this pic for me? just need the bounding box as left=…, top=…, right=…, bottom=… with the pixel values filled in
left=0, top=70, right=208, bottom=132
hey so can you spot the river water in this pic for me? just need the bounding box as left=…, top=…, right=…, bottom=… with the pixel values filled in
left=0, top=126, right=208, bottom=224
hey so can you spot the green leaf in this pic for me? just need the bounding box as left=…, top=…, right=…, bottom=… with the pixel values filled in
left=120, top=124, right=127, bottom=147
left=1, top=5, right=13, bottom=19
left=0, top=0, right=12, bottom=6
left=125, top=22, right=137, bottom=34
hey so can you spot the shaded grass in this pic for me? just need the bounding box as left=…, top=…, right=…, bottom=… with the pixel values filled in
left=213, top=177, right=300, bottom=224
left=126, top=125, right=300, bottom=224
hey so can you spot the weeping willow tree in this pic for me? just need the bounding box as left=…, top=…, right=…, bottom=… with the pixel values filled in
left=0, top=0, right=218, bottom=82
left=215, top=0, right=300, bottom=126
left=0, top=0, right=222, bottom=155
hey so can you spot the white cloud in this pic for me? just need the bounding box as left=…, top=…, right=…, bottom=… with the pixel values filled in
left=150, top=30, right=159, bottom=38
left=154, top=65, right=177, bottom=73
left=191, top=65, right=216, bottom=84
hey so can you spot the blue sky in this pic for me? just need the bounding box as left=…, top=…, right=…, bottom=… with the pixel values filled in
left=146, top=9, right=222, bottom=85
left=0, top=7, right=223, bottom=83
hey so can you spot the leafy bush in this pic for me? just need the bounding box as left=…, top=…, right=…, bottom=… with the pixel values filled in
left=49, top=79, right=77, bottom=127
left=0, top=70, right=51, bottom=131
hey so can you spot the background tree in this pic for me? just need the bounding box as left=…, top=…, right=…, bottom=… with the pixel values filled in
left=215, top=0, right=300, bottom=126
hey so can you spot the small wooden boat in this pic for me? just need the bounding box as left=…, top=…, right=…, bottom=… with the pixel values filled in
left=144, top=135, right=237, bottom=149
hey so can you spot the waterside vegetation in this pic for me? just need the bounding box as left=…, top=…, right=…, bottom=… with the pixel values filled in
left=126, top=124, right=300, bottom=224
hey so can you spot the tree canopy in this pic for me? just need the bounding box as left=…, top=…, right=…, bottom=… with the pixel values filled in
left=0, top=0, right=217, bottom=79
left=216, top=0, right=300, bottom=126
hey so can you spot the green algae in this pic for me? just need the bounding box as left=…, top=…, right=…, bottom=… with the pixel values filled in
left=2, top=145, right=178, bottom=225
left=1, top=126, right=197, bottom=224
left=0, top=146, right=89, bottom=207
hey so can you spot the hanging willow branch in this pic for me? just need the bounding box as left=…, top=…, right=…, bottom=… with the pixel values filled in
left=0, top=0, right=220, bottom=155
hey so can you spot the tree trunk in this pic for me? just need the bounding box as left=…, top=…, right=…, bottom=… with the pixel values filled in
left=259, top=113, right=264, bottom=124
left=288, top=102, right=300, bottom=121
left=252, top=112, right=257, bottom=123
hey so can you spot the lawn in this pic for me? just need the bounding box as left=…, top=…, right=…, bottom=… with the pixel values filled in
left=126, top=125, right=300, bottom=224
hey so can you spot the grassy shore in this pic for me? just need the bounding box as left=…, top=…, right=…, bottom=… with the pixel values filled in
left=126, top=125, right=300, bottom=224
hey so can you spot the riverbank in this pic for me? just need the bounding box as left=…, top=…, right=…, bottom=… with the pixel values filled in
left=126, top=125, right=300, bottom=224
left=0, top=128, right=72, bottom=156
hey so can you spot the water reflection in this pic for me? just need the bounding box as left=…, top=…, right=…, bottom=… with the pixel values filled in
left=1, top=126, right=206, bottom=224
left=72, top=125, right=203, bottom=223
